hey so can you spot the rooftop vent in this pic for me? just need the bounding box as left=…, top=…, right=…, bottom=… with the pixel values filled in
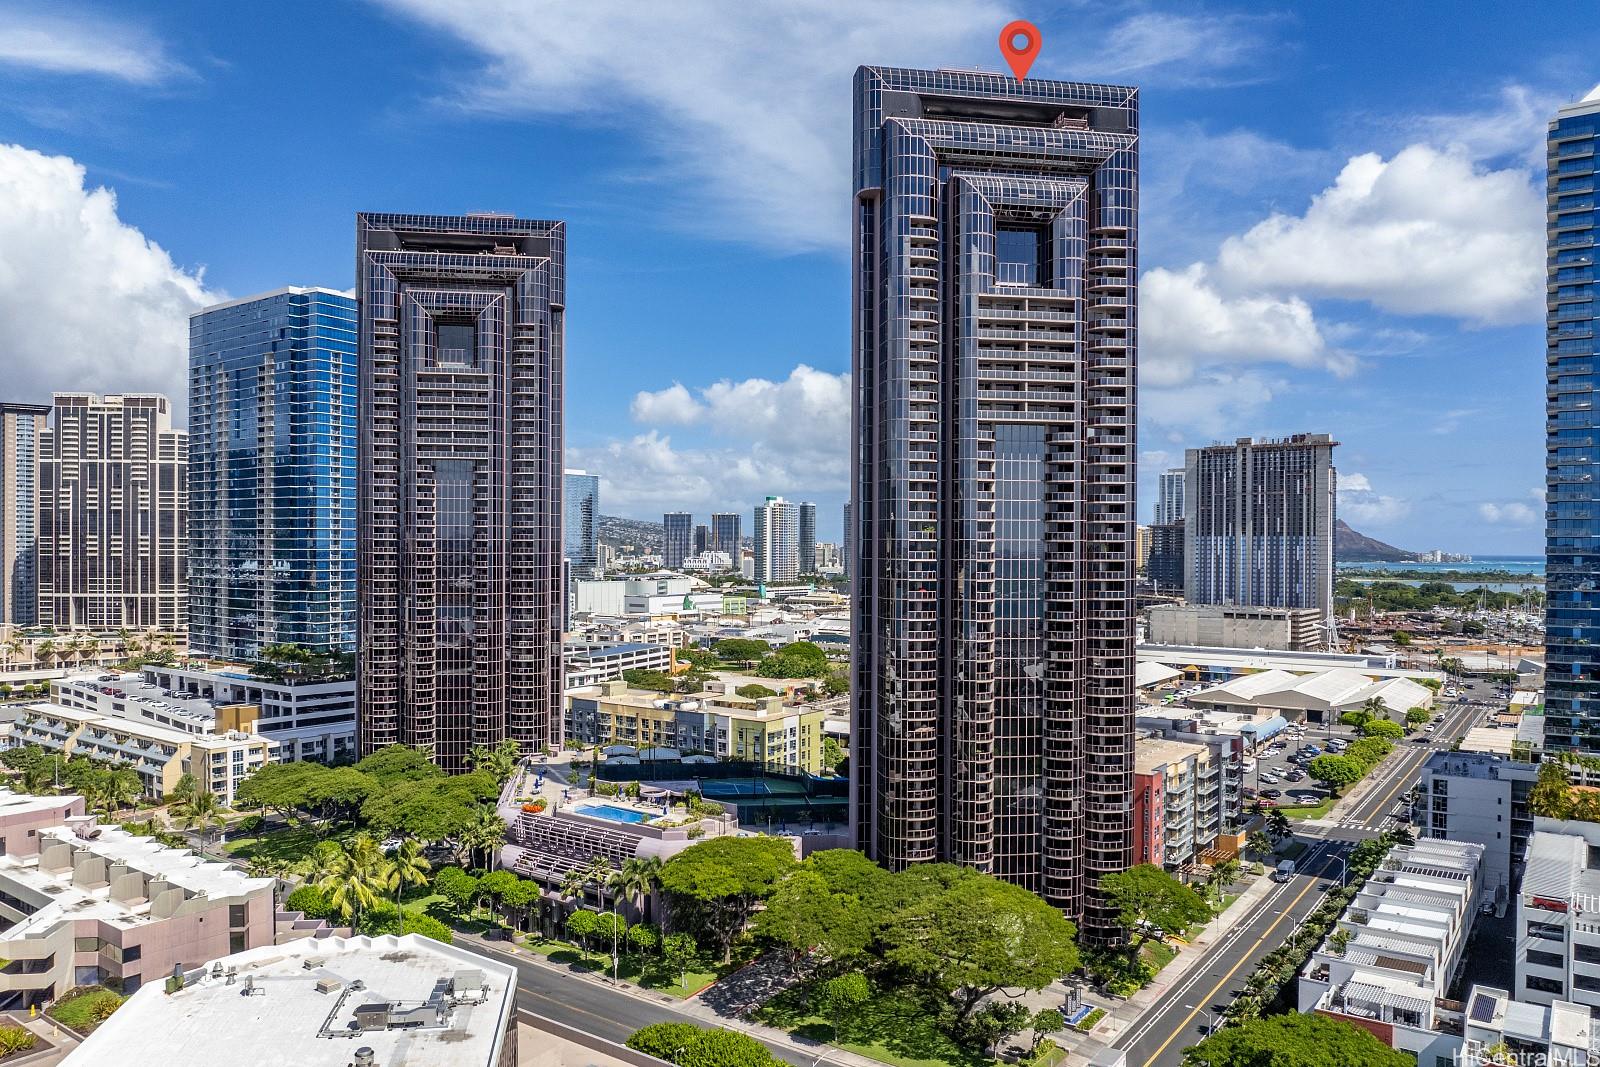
left=315, top=977, right=342, bottom=995
left=353, top=1050, right=376, bottom=1067
left=354, top=1002, right=392, bottom=1031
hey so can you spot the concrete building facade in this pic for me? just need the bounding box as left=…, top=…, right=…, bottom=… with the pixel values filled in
left=851, top=66, right=1138, bottom=932
left=662, top=512, right=692, bottom=571
left=1185, top=434, right=1337, bottom=638
left=1147, top=603, right=1325, bottom=652
left=0, top=403, right=50, bottom=627
left=37, top=394, right=187, bottom=632
left=753, top=496, right=800, bottom=585
left=356, top=213, right=566, bottom=772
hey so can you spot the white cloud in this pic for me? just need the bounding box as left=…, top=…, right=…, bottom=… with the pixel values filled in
left=1213, top=145, right=1543, bottom=325
left=371, top=2, right=1277, bottom=252
left=1141, top=264, right=1348, bottom=388
left=1338, top=472, right=1409, bottom=525
left=589, top=364, right=851, bottom=514
left=1478, top=500, right=1541, bottom=527
left=0, top=7, right=186, bottom=84
left=1141, top=370, right=1282, bottom=439
left=629, top=383, right=701, bottom=425
left=1401, top=84, right=1564, bottom=168
left=1094, top=13, right=1282, bottom=87
left=0, top=144, right=220, bottom=410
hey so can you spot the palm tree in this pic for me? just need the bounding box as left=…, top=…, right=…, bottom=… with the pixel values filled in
left=1212, top=857, right=1241, bottom=903
left=607, top=856, right=662, bottom=924
left=461, top=806, right=506, bottom=870
left=387, top=839, right=431, bottom=904
left=104, top=767, right=141, bottom=814
left=559, top=867, right=591, bottom=909
left=0, top=638, right=21, bottom=670
left=318, top=835, right=387, bottom=930
left=34, top=639, right=55, bottom=669
left=175, top=789, right=226, bottom=852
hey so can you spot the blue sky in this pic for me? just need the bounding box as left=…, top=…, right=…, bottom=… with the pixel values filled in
left=0, top=1, right=1591, bottom=552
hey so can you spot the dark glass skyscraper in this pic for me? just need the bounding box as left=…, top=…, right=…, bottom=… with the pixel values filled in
left=798, top=501, right=817, bottom=574
left=357, top=213, right=565, bottom=772
left=851, top=66, right=1138, bottom=933
left=662, top=512, right=692, bottom=570
left=563, top=470, right=600, bottom=580
left=710, top=512, right=741, bottom=556
left=189, top=288, right=357, bottom=660
left=1546, top=89, right=1600, bottom=751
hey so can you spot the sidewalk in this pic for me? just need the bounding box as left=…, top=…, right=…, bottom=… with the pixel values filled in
left=459, top=930, right=889, bottom=1067
left=1087, top=872, right=1279, bottom=1046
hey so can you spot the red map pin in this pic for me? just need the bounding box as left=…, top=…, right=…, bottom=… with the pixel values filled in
left=999, top=20, right=1042, bottom=81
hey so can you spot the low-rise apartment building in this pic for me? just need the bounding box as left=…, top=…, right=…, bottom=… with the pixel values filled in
left=61, top=933, right=517, bottom=1066
left=564, top=680, right=827, bottom=774
left=0, top=817, right=274, bottom=1007
left=1516, top=826, right=1600, bottom=1010
left=8, top=702, right=272, bottom=802
left=93, top=662, right=355, bottom=763
left=1298, top=838, right=1484, bottom=1065
left=1134, top=737, right=1227, bottom=870
left=1413, top=750, right=1537, bottom=910
left=1458, top=983, right=1599, bottom=1067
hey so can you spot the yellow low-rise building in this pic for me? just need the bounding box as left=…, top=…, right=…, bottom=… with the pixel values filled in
left=565, top=680, right=828, bottom=774
left=7, top=702, right=275, bottom=802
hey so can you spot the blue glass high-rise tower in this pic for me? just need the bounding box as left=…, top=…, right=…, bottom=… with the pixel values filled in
left=1547, top=88, right=1600, bottom=752
left=564, top=470, right=600, bottom=580
left=188, top=287, right=357, bottom=660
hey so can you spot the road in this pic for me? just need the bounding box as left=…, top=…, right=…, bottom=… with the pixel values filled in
left=465, top=937, right=820, bottom=1067
left=1111, top=677, right=1495, bottom=1067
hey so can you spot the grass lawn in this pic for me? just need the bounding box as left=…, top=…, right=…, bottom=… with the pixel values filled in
left=1281, top=798, right=1337, bottom=821
left=1140, top=939, right=1178, bottom=974
left=46, top=986, right=124, bottom=1033
left=223, top=823, right=328, bottom=864
left=523, top=937, right=720, bottom=998
left=758, top=980, right=992, bottom=1067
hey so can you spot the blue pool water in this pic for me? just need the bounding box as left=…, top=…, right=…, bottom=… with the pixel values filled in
left=574, top=803, right=651, bottom=824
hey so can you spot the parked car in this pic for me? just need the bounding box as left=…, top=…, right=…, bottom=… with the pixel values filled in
left=1260, top=789, right=1282, bottom=799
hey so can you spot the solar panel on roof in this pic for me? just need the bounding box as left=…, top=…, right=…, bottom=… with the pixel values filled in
left=1469, top=993, right=1497, bottom=1024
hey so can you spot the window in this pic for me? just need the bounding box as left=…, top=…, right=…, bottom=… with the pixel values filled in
left=229, top=931, right=247, bottom=953
left=229, top=904, right=248, bottom=928
left=995, top=225, right=1049, bottom=287
left=1526, top=974, right=1566, bottom=995
left=1527, top=948, right=1565, bottom=969
left=436, top=322, right=476, bottom=366
left=122, top=944, right=141, bottom=963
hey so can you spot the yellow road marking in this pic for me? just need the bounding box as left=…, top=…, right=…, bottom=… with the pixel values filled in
left=1140, top=855, right=1333, bottom=1067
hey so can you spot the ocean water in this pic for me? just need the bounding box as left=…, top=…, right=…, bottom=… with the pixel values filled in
left=1338, top=555, right=1543, bottom=577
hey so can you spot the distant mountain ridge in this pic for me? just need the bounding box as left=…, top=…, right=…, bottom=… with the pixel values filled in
left=1335, top=519, right=1420, bottom=563
left=598, top=514, right=664, bottom=552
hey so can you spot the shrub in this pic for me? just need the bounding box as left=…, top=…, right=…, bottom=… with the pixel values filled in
left=627, top=1023, right=782, bottom=1067
left=627, top=1023, right=704, bottom=1061
left=284, top=884, right=336, bottom=920
left=0, top=1025, right=35, bottom=1057
left=402, top=912, right=454, bottom=944
left=735, top=684, right=778, bottom=700
left=47, top=986, right=124, bottom=1033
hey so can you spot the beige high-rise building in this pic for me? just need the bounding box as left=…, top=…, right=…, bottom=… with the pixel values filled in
left=37, top=394, right=187, bottom=631
left=0, top=402, right=50, bottom=625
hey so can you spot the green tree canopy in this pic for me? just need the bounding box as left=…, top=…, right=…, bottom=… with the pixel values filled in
left=628, top=1024, right=783, bottom=1067
left=659, top=837, right=797, bottom=960
left=1307, top=754, right=1364, bottom=792
left=1183, top=1012, right=1413, bottom=1067
left=1405, top=707, right=1431, bottom=726
left=735, top=684, right=778, bottom=700
left=432, top=867, right=479, bottom=914
left=754, top=641, right=832, bottom=679
left=1360, top=718, right=1404, bottom=740
left=355, top=745, right=444, bottom=786
left=881, top=865, right=1080, bottom=1022
left=360, top=772, right=498, bottom=842
left=712, top=639, right=770, bottom=667
left=624, top=668, right=678, bottom=693
left=752, top=868, right=872, bottom=963
left=1099, top=864, right=1211, bottom=944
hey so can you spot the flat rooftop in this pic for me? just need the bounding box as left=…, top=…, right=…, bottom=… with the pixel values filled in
left=62, top=934, right=516, bottom=1067
left=0, top=824, right=272, bottom=937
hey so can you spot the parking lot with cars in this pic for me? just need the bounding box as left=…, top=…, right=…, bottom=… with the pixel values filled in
left=1242, top=719, right=1361, bottom=806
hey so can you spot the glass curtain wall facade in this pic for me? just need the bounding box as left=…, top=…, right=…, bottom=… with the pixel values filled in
left=1155, top=468, right=1185, bottom=525
left=799, top=501, right=818, bottom=574
left=0, top=402, right=50, bottom=625
left=188, top=288, right=357, bottom=660
left=563, top=470, right=600, bottom=579
left=850, top=66, right=1138, bottom=935
left=357, top=213, right=565, bottom=772
left=38, top=394, right=187, bottom=631
left=710, top=512, right=741, bottom=555
left=662, top=512, right=692, bottom=570
left=1546, top=90, right=1600, bottom=751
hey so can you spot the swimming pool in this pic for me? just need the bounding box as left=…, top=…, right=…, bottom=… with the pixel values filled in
left=573, top=803, right=652, bottom=824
